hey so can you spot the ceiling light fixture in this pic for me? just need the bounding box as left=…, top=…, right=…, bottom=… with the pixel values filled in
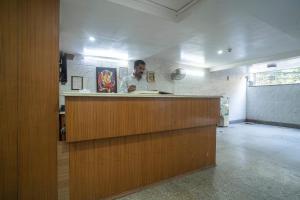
left=217, top=48, right=232, bottom=55
left=217, top=50, right=223, bottom=55
left=89, top=36, right=96, bottom=42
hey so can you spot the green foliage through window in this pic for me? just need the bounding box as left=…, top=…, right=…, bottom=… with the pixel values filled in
left=250, top=67, right=300, bottom=86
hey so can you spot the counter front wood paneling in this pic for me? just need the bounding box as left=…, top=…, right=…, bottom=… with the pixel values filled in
left=64, top=96, right=219, bottom=200
left=69, top=126, right=216, bottom=200
left=58, top=142, right=70, bottom=200
left=66, top=97, right=219, bottom=142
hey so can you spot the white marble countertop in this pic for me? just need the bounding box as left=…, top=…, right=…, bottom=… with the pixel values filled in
left=60, top=92, right=221, bottom=99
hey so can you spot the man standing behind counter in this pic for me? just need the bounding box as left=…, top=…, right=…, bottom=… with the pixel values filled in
left=120, top=60, right=149, bottom=93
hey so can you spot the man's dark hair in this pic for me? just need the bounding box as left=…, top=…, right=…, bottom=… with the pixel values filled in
left=134, top=60, right=146, bottom=69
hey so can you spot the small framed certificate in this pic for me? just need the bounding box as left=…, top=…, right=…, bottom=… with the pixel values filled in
left=147, top=71, right=155, bottom=82
left=71, top=76, right=83, bottom=90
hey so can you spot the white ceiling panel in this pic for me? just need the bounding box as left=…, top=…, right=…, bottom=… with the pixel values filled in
left=60, top=0, right=300, bottom=70
left=107, top=0, right=200, bottom=21
left=149, top=0, right=197, bottom=11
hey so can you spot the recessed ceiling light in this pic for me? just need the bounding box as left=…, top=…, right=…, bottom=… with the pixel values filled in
left=217, top=50, right=223, bottom=55
left=89, top=36, right=96, bottom=42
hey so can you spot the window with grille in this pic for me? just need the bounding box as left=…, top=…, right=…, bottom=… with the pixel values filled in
left=249, top=67, right=300, bottom=86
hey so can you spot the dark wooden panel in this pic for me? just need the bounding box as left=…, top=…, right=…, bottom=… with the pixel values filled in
left=18, top=0, right=59, bottom=199
left=69, top=126, right=216, bottom=200
left=66, top=97, right=219, bottom=142
left=0, top=0, right=18, bottom=199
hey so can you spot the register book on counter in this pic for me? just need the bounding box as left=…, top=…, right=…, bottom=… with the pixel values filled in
left=131, top=90, right=173, bottom=94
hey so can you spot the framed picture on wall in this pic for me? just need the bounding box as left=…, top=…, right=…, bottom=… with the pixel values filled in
left=147, top=71, right=155, bottom=82
left=96, top=67, right=117, bottom=93
left=71, top=76, right=83, bottom=90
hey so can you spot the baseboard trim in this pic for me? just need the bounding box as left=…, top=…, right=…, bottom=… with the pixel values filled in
left=246, top=119, right=300, bottom=129
left=229, top=119, right=245, bottom=124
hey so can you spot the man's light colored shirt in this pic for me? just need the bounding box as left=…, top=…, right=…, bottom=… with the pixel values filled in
left=119, top=74, right=149, bottom=93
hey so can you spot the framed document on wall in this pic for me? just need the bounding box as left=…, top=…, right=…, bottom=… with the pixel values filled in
left=71, top=76, right=83, bottom=90
left=96, top=67, right=117, bottom=93
left=147, top=71, right=155, bottom=82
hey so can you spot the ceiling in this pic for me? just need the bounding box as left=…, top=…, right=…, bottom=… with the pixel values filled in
left=60, top=0, right=300, bottom=71
left=107, top=0, right=200, bottom=21
left=150, top=0, right=196, bottom=11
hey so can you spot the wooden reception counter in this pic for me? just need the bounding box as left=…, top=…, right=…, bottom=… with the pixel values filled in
left=61, top=92, right=220, bottom=200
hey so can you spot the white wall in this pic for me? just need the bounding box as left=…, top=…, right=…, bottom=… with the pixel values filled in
left=247, top=84, right=300, bottom=125
left=204, top=67, right=247, bottom=122
left=142, top=58, right=247, bottom=122
left=59, top=56, right=247, bottom=122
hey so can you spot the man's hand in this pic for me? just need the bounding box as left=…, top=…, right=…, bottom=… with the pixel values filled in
left=128, top=85, right=136, bottom=93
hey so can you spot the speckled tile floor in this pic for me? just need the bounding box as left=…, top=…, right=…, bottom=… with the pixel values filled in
left=117, top=123, right=300, bottom=200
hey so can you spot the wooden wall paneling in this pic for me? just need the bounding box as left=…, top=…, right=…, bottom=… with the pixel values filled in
left=69, top=126, right=216, bottom=200
left=66, top=97, right=220, bottom=142
left=18, top=0, right=59, bottom=199
left=1, top=0, right=59, bottom=198
left=0, top=0, right=18, bottom=199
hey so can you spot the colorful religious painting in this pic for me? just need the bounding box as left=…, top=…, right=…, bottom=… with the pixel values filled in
left=96, top=67, right=117, bottom=93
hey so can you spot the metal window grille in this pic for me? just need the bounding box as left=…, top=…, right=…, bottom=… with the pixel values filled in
left=251, top=67, right=300, bottom=86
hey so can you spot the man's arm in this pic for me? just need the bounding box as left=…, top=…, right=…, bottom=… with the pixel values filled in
left=127, top=85, right=136, bottom=92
